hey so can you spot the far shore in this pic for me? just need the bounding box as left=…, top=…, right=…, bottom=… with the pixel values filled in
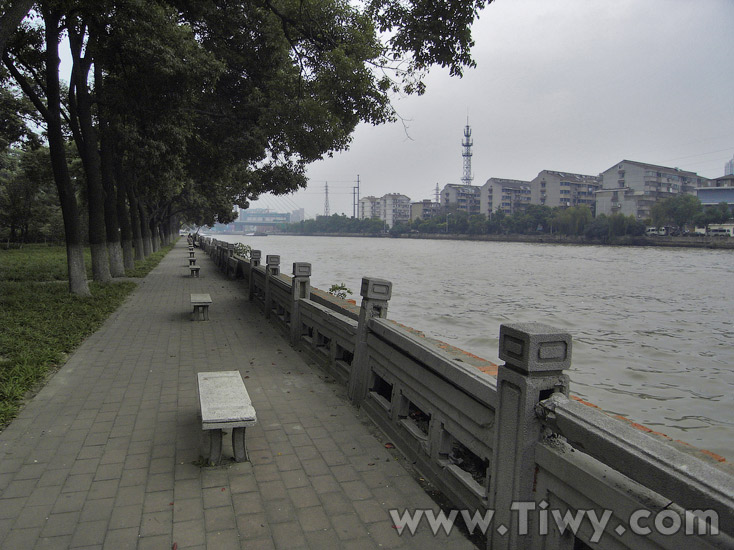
left=207, top=231, right=734, bottom=250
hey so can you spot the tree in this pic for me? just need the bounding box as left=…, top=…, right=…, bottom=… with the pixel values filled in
left=3, top=7, right=91, bottom=294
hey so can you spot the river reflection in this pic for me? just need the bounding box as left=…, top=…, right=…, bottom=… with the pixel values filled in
left=217, top=234, right=734, bottom=458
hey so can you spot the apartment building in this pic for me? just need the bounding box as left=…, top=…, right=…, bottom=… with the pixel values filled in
left=379, top=193, right=411, bottom=228
left=440, top=184, right=481, bottom=214
left=410, top=199, right=441, bottom=221
left=529, top=170, right=601, bottom=210
left=480, top=178, right=531, bottom=216
left=358, top=196, right=380, bottom=219
left=359, top=193, right=411, bottom=228
left=596, top=160, right=710, bottom=219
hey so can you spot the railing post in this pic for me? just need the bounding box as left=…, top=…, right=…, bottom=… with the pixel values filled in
left=290, top=262, right=311, bottom=346
left=248, top=250, right=261, bottom=301
left=227, top=242, right=235, bottom=257
left=264, top=255, right=280, bottom=319
left=347, top=277, right=392, bottom=406
left=488, top=323, right=571, bottom=550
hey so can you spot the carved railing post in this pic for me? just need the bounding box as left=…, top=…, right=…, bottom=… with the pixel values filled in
left=227, top=242, right=235, bottom=257
left=248, top=250, right=261, bottom=301
left=290, top=263, right=311, bottom=346
left=264, top=255, right=280, bottom=318
left=488, top=323, right=571, bottom=550
left=347, top=277, right=392, bottom=406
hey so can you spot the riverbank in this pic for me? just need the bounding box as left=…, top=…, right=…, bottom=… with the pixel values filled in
left=0, top=242, right=175, bottom=427
left=224, top=231, right=734, bottom=249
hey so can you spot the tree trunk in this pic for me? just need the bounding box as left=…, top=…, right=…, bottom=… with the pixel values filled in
left=127, top=183, right=145, bottom=261
left=115, top=168, right=135, bottom=271
left=139, top=201, right=152, bottom=257
left=151, top=217, right=160, bottom=252
left=98, top=65, right=124, bottom=277
left=68, top=25, right=110, bottom=282
left=42, top=10, right=90, bottom=295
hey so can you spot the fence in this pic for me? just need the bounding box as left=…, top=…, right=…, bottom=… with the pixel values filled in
left=199, top=236, right=733, bottom=549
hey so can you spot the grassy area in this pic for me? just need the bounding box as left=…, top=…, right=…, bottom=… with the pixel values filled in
left=0, top=240, right=176, bottom=427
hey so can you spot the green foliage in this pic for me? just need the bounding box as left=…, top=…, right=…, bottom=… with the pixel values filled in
left=0, top=279, right=136, bottom=426
left=287, top=213, right=385, bottom=234
left=328, top=283, right=353, bottom=300
left=233, top=243, right=251, bottom=259
left=0, top=147, right=64, bottom=244
left=651, top=194, right=703, bottom=229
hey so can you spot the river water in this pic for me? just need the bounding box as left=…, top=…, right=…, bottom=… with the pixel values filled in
left=215, top=234, right=734, bottom=459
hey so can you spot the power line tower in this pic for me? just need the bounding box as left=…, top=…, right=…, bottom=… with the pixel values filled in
left=352, top=175, right=360, bottom=218
left=324, top=182, right=330, bottom=217
left=461, top=118, right=473, bottom=186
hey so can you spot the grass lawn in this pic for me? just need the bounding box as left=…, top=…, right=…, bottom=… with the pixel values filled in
left=0, top=241, right=176, bottom=426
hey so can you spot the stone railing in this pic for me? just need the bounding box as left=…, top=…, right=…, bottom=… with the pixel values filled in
left=198, top=236, right=733, bottom=549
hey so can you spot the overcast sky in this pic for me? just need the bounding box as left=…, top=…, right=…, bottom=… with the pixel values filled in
left=249, top=0, right=734, bottom=218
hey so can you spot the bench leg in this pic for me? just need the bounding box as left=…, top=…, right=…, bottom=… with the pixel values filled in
left=232, top=427, right=248, bottom=462
left=203, top=305, right=209, bottom=321
left=208, top=429, right=222, bottom=466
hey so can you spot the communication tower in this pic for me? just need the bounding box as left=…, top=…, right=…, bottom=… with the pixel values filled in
left=462, top=118, right=473, bottom=186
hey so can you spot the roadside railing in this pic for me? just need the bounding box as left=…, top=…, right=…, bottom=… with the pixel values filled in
left=197, top=236, right=733, bottom=549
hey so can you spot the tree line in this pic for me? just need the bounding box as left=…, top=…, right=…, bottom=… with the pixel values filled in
left=286, top=196, right=731, bottom=240
left=1, top=0, right=494, bottom=294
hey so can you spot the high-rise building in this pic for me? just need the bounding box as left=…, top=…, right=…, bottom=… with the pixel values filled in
left=725, top=155, right=734, bottom=176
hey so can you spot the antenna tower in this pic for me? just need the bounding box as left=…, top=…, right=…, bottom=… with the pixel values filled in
left=462, top=118, right=473, bottom=186
left=324, top=182, right=330, bottom=216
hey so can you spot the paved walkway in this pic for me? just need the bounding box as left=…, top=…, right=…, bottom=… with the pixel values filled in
left=0, top=240, right=475, bottom=549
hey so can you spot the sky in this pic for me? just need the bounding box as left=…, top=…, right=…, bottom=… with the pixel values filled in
left=249, top=0, right=734, bottom=219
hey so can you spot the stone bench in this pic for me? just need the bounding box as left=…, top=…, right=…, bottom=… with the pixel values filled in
left=191, top=293, right=212, bottom=320
left=189, top=257, right=196, bottom=266
left=189, top=250, right=195, bottom=258
left=190, top=266, right=200, bottom=278
left=197, top=371, right=257, bottom=465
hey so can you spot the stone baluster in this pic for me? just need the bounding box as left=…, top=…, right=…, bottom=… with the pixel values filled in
left=290, top=263, right=311, bottom=346
left=347, top=277, right=392, bottom=406
left=264, top=255, right=280, bottom=318
left=248, top=250, right=261, bottom=301
left=488, top=323, right=571, bottom=550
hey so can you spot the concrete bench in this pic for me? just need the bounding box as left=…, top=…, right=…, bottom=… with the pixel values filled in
left=190, top=266, right=200, bottom=278
left=197, top=371, right=257, bottom=465
left=189, top=257, right=197, bottom=266
left=191, top=293, right=212, bottom=320
left=189, top=250, right=195, bottom=258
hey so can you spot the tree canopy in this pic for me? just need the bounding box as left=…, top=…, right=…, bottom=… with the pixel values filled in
left=0, top=0, right=495, bottom=292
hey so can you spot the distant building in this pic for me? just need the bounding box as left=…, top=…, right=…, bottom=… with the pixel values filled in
left=358, top=194, right=411, bottom=228
left=410, top=199, right=441, bottom=221
left=529, top=170, right=600, bottom=210
left=379, top=193, right=411, bottom=228
left=440, top=184, right=481, bottom=215
left=725, top=155, right=734, bottom=176
left=698, top=176, right=734, bottom=217
left=290, top=208, right=305, bottom=223
left=358, top=196, right=380, bottom=219
left=480, top=178, right=531, bottom=216
left=596, top=160, right=710, bottom=220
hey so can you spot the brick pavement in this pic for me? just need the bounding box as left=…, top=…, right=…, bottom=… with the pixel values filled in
left=0, top=239, right=476, bottom=549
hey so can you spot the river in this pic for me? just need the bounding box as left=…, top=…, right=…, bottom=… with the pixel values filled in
left=214, top=234, right=734, bottom=459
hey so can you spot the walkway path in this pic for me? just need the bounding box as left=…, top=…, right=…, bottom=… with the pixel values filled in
left=0, top=240, right=475, bottom=549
